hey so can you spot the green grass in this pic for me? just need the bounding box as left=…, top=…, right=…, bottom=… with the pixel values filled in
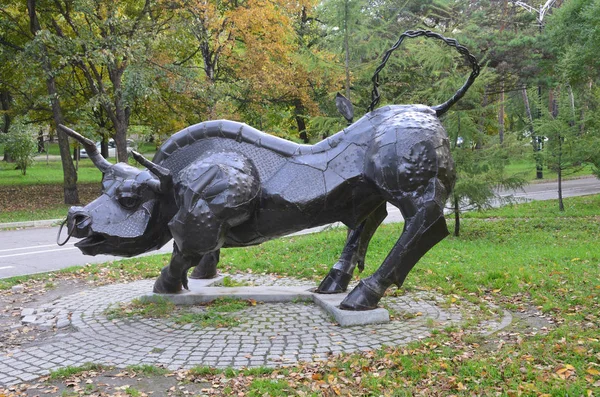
left=125, top=364, right=170, bottom=376
left=104, top=296, right=252, bottom=328
left=172, top=297, right=250, bottom=328
left=48, top=363, right=109, bottom=380
left=463, top=193, right=600, bottom=218
left=221, top=275, right=251, bottom=287
left=125, top=386, right=142, bottom=396
left=105, top=296, right=175, bottom=320
left=0, top=207, right=69, bottom=224
left=0, top=151, right=159, bottom=187
left=4, top=195, right=600, bottom=395
left=0, top=158, right=104, bottom=186
left=505, top=158, right=594, bottom=182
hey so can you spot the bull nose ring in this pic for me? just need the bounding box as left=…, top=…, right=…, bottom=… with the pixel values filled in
left=56, top=215, right=90, bottom=246
left=56, top=219, right=72, bottom=246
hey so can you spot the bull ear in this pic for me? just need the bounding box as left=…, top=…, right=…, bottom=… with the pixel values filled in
left=58, top=124, right=112, bottom=173
left=130, top=150, right=173, bottom=193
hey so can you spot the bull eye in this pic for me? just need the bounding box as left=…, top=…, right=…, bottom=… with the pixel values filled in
left=118, top=195, right=140, bottom=209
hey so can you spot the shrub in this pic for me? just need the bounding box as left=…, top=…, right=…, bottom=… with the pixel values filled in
left=1, top=121, right=37, bottom=175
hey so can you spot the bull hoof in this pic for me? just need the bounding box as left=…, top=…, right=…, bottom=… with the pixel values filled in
left=189, top=265, right=217, bottom=280
left=189, top=252, right=219, bottom=279
left=153, top=268, right=182, bottom=294
left=315, top=268, right=352, bottom=294
left=339, top=280, right=383, bottom=310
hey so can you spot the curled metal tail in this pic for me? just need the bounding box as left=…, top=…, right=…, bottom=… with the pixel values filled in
left=368, top=29, right=480, bottom=116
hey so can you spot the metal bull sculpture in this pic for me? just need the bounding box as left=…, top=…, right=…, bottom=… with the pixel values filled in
left=58, top=30, right=480, bottom=310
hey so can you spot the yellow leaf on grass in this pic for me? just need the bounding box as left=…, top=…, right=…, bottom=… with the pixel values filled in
left=586, top=368, right=600, bottom=376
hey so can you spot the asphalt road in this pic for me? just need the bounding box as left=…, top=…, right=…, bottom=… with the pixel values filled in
left=1, top=176, right=599, bottom=279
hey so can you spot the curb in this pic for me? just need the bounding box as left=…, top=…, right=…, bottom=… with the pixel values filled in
left=0, top=219, right=62, bottom=231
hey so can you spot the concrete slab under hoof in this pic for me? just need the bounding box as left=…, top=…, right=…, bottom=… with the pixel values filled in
left=149, top=275, right=390, bottom=327
left=312, top=292, right=390, bottom=327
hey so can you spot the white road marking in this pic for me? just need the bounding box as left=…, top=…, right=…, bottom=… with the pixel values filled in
left=0, top=266, right=14, bottom=270
left=0, top=242, right=75, bottom=253
left=0, top=247, right=78, bottom=259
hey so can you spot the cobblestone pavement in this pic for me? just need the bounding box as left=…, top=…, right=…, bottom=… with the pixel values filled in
left=0, top=275, right=508, bottom=386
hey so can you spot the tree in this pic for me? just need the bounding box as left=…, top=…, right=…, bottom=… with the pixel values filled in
left=35, top=0, right=176, bottom=161
left=536, top=87, right=593, bottom=211
left=26, top=0, right=80, bottom=203
left=0, top=118, right=37, bottom=175
left=449, top=135, right=526, bottom=236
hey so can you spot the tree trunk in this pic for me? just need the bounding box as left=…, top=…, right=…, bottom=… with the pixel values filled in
left=558, top=163, right=564, bottom=211
left=453, top=195, right=460, bottom=237
left=108, top=66, right=130, bottom=163
left=476, top=89, right=487, bottom=149
left=522, top=87, right=543, bottom=179
left=101, top=137, right=109, bottom=159
left=27, top=0, right=79, bottom=204
left=1, top=89, right=12, bottom=162
left=114, top=121, right=128, bottom=163
left=551, top=88, right=563, bottom=211
left=498, top=81, right=504, bottom=144
left=295, top=99, right=308, bottom=143
left=343, top=0, right=351, bottom=101
left=37, top=128, right=45, bottom=153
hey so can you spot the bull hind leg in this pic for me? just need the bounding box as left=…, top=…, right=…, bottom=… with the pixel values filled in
left=154, top=244, right=201, bottom=293
left=154, top=248, right=221, bottom=293
left=316, top=202, right=387, bottom=293
left=340, top=177, right=449, bottom=310
left=189, top=250, right=220, bottom=279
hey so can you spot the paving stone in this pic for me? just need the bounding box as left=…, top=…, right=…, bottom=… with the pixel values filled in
left=0, top=275, right=509, bottom=388
left=11, top=285, right=24, bottom=294
left=20, top=308, right=36, bottom=317
left=20, top=315, right=38, bottom=324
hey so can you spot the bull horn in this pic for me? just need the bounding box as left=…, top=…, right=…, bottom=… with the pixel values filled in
left=130, top=150, right=173, bottom=192
left=58, top=124, right=112, bottom=173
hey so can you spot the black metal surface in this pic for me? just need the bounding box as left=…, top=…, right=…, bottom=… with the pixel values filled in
left=59, top=32, right=479, bottom=311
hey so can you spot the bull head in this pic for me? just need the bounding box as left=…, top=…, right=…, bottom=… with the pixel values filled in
left=58, top=125, right=176, bottom=256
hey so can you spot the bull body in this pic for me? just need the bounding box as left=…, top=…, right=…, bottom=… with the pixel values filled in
left=63, top=104, right=454, bottom=310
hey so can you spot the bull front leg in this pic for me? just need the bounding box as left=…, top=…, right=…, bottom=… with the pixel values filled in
left=340, top=179, right=449, bottom=310
left=316, top=202, right=387, bottom=293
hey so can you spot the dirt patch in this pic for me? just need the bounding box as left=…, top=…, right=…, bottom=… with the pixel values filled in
left=0, top=184, right=100, bottom=212
left=478, top=304, right=556, bottom=353
left=3, top=367, right=211, bottom=397
left=0, top=279, right=90, bottom=352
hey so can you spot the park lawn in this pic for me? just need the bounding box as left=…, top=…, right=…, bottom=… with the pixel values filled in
left=0, top=183, right=101, bottom=223
left=1, top=195, right=599, bottom=395
left=0, top=158, right=104, bottom=186
left=505, top=158, right=595, bottom=182
left=0, top=145, right=157, bottom=187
